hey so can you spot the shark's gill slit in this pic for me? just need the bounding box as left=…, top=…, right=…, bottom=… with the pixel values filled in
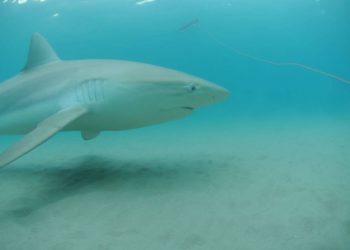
left=87, top=80, right=94, bottom=102
left=76, top=81, right=90, bottom=104
left=79, top=79, right=101, bottom=104
left=92, top=79, right=98, bottom=102
left=90, top=80, right=96, bottom=102
left=178, top=19, right=350, bottom=85
left=80, top=83, right=86, bottom=103
left=74, top=85, right=80, bottom=103
left=84, top=81, right=90, bottom=102
left=87, top=80, right=92, bottom=102
left=82, top=82, right=88, bottom=103
left=75, top=84, right=84, bottom=103
left=90, top=79, right=105, bottom=103
left=100, top=80, right=106, bottom=101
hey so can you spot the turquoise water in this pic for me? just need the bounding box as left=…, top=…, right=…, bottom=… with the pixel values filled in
left=0, top=1, right=350, bottom=249
left=1, top=0, right=350, bottom=118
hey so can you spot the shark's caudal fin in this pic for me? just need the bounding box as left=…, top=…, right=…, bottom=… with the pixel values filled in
left=0, top=106, right=88, bottom=168
left=23, top=33, right=61, bottom=71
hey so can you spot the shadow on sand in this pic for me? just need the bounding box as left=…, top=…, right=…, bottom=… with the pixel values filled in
left=0, top=155, right=228, bottom=219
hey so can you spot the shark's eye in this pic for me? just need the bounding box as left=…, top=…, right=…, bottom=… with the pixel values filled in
left=188, top=84, right=197, bottom=92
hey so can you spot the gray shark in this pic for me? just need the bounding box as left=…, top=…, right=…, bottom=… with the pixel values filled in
left=0, top=33, right=229, bottom=168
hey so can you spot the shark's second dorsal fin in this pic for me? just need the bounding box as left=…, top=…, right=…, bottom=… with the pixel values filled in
left=23, top=33, right=60, bottom=71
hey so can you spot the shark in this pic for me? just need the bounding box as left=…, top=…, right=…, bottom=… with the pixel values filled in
left=0, top=33, right=229, bottom=168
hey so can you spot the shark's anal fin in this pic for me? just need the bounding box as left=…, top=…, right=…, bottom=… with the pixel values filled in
left=0, top=106, right=89, bottom=168
left=81, top=130, right=100, bottom=140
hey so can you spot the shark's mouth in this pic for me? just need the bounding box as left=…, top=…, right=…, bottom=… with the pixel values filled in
left=161, top=106, right=194, bottom=112
left=181, top=107, right=194, bottom=111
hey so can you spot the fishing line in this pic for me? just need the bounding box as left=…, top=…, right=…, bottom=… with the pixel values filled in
left=178, top=19, right=350, bottom=85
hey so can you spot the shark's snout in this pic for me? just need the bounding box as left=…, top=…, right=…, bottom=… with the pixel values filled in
left=211, top=85, right=230, bottom=102
left=200, top=81, right=230, bottom=106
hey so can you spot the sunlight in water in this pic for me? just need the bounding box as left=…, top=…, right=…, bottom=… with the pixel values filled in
left=3, top=0, right=46, bottom=4
left=136, top=0, right=156, bottom=5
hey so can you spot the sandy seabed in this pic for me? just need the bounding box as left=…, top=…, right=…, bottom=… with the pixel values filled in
left=0, top=117, right=349, bottom=250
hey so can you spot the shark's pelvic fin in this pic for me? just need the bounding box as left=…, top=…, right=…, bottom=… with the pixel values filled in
left=23, top=33, right=60, bottom=71
left=81, top=130, right=100, bottom=141
left=0, top=106, right=89, bottom=168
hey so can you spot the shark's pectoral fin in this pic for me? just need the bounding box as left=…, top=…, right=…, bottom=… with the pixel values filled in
left=81, top=130, right=100, bottom=141
left=0, top=106, right=89, bottom=168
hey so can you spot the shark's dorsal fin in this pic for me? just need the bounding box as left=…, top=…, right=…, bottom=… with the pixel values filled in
left=23, top=32, right=60, bottom=71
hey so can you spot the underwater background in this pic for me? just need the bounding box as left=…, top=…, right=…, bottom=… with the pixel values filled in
left=0, top=0, right=350, bottom=249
